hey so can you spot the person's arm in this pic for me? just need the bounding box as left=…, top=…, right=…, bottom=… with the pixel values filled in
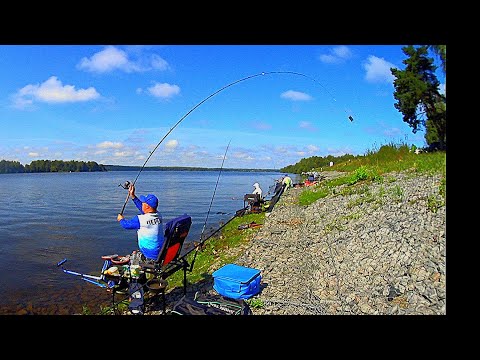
left=129, top=184, right=144, bottom=213
left=132, top=197, right=144, bottom=213
left=117, top=214, right=141, bottom=229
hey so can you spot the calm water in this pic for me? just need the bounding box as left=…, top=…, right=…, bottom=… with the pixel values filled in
left=0, top=170, right=297, bottom=315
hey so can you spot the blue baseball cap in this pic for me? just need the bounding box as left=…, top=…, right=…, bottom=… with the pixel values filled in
left=139, top=194, right=158, bottom=209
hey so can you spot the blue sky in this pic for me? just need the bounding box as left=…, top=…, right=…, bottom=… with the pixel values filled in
left=0, top=45, right=446, bottom=169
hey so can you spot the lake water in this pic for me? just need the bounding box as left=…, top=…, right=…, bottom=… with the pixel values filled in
left=0, top=170, right=297, bottom=315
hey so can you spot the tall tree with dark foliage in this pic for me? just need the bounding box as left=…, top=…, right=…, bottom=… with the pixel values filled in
left=391, top=45, right=446, bottom=150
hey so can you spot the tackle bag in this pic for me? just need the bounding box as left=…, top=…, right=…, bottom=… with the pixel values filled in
left=212, top=264, right=261, bottom=300
left=170, top=292, right=251, bottom=315
left=170, top=296, right=213, bottom=315
left=195, top=292, right=252, bottom=315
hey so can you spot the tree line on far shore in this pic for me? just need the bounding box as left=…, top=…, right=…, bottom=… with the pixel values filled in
left=0, top=159, right=107, bottom=174
left=0, top=160, right=279, bottom=174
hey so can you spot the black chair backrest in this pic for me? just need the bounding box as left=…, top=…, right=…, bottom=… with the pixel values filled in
left=157, top=214, right=192, bottom=267
left=244, top=193, right=261, bottom=203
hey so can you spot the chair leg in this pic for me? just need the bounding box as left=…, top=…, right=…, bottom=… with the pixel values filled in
left=183, top=267, right=187, bottom=295
left=112, top=290, right=116, bottom=314
left=161, top=290, right=166, bottom=314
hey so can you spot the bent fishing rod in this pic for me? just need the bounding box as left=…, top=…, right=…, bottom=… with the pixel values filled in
left=119, top=71, right=352, bottom=214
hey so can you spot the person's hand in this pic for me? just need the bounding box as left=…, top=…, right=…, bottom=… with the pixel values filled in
left=129, top=184, right=136, bottom=199
left=117, top=214, right=124, bottom=221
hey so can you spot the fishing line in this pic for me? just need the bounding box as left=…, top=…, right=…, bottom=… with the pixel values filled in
left=119, top=71, right=351, bottom=214
left=267, top=71, right=353, bottom=121
left=187, top=140, right=231, bottom=270
left=199, top=139, right=231, bottom=242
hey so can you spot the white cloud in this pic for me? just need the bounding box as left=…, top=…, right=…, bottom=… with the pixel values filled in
left=333, top=46, right=352, bottom=59
left=215, top=154, right=228, bottom=161
left=232, top=152, right=254, bottom=161
left=97, top=141, right=124, bottom=149
left=280, top=90, right=313, bottom=101
left=165, top=139, right=179, bottom=150
left=77, top=46, right=169, bottom=73
left=147, top=83, right=180, bottom=99
left=274, top=146, right=290, bottom=154
left=28, top=152, right=39, bottom=157
left=11, top=95, right=34, bottom=109
left=78, top=46, right=129, bottom=73
left=12, top=76, right=100, bottom=108
left=364, top=55, right=396, bottom=84
left=319, top=46, right=353, bottom=64
left=150, top=54, right=169, bottom=71
left=306, top=144, right=319, bottom=152
left=113, top=151, right=133, bottom=157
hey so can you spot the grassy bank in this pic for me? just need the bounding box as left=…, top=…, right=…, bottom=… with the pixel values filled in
left=299, top=144, right=446, bottom=206
left=173, top=143, right=446, bottom=291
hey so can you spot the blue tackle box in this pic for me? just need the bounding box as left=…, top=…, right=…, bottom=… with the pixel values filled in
left=212, top=263, right=261, bottom=300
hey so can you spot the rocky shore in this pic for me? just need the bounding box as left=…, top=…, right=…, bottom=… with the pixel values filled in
left=153, top=170, right=446, bottom=315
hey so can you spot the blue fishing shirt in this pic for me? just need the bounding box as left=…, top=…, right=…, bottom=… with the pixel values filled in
left=119, top=197, right=164, bottom=260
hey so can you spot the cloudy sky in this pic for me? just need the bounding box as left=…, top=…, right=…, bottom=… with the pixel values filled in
left=0, top=45, right=445, bottom=169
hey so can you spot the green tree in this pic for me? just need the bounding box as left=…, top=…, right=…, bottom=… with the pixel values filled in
left=427, top=45, right=446, bottom=76
left=391, top=45, right=446, bottom=149
left=0, top=160, right=25, bottom=173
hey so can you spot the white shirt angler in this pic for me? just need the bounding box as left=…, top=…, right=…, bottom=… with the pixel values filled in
left=252, top=183, right=262, bottom=198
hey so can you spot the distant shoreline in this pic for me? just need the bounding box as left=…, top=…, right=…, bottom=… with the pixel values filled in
left=0, top=159, right=282, bottom=174
left=103, top=165, right=281, bottom=172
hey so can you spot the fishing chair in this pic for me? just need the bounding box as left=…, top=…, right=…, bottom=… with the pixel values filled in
left=141, top=214, right=193, bottom=300
left=243, top=193, right=263, bottom=213
left=58, top=214, right=193, bottom=314
left=109, top=214, right=193, bottom=314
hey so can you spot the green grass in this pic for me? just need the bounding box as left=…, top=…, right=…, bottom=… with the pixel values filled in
left=298, top=187, right=330, bottom=206
left=245, top=298, right=265, bottom=309
left=335, top=142, right=446, bottom=176
left=299, top=142, right=446, bottom=207
left=165, top=212, right=265, bottom=289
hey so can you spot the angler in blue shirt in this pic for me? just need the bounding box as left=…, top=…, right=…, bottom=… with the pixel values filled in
left=117, top=184, right=164, bottom=260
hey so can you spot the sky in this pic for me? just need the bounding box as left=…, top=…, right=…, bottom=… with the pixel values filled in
left=0, top=45, right=446, bottom=169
